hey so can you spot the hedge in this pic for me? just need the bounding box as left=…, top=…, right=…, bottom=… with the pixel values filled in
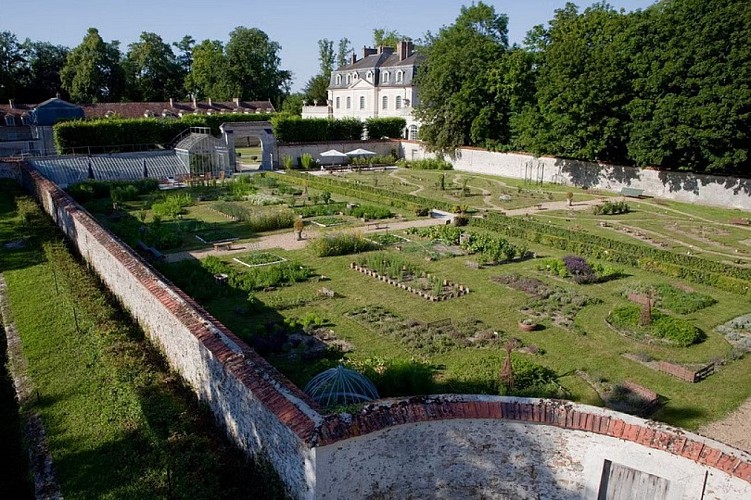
left=365, top=117, right=406, bottom=139
left=53, top=113, right=272, bottom=153
left=471, top=214, right=751, bottom=296
left=271, top=116, right=363, bottom=143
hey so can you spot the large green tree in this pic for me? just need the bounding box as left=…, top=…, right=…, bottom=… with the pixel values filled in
left=17, top=40, right=69, bottom=102
left=225, top=26, right=290, bottom=105
left=61, top=28, right=124, bottom=103
left=184, top=39, right=236, bottom=100
left=514, top=3, right=633, bottom=162
left=123, top=32, right=183, bottom=101
left=0, top=31, right=24, bottom=102
left=626, top=0, right=751, bottom=174
left=304, top=39, right=335, bottom=105
left=373, top=28, right=410, bottom=49
left=414, top=2, right=510, bottom=151
left=336, top=38, right=351, bottom=68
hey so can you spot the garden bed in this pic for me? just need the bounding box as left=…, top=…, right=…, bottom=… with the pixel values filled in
left=233, top=252, right=288, bottom=268
left=606, top=305, right=704, bottom=347
left=352, top=254, right=469, bottom=302
left=715, top=314, right=751, bottom=352
left=310, top=216, right=346, bottom=227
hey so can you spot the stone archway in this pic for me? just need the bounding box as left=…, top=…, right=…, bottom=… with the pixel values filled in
left=220, top=121, right=277, bottom=171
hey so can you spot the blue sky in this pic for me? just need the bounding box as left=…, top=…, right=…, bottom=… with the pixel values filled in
left=4, top=0, right=657, bottom=93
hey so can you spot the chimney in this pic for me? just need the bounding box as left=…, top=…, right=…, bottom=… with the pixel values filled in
left=378, top=46, right=394, bottom=56
left=169, top=97, right=174, bottom=108
left=349, top=52, right=357, bottom=65
left=8, top=99, right=14, bottom=109
left=363, top=46, right=377, bottom=58
left=397, top=40, right=414, bottom=61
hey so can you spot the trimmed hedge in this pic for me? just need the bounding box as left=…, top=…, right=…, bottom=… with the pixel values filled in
left=471, top=214, right=751, bottom=296
left=271, top=116, right=363, bottom=143
left=53, top=114, right=272, bottom=153
left=365, top=117, right=406, bottom=139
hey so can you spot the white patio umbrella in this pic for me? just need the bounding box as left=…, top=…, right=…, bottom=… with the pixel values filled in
left=344, top=148, right=376, bottom=157
left=319, top=149, right=348, bottom=158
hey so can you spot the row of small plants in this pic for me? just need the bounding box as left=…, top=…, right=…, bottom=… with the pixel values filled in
left=299, top=200, right=392, bottom=220
left=202, top=256, right=311, bottom=291
left=622, top=283, right=716, bottom=314
left=538, top=255, right=623, bottom=284
left=607, top=305, right=705, bottom=347
left=210, top=202, right=295, bottom=232
left=593, top=200, right=630, bottom=215
left=471, top=214, right=751, bottom=296
left=355, top=253, right=466, bottom=299
left=350, top=154, right=397, bottom=165
left=276, top=171, right=456, bottom=212
left=395, top=158, right=453, bottom=170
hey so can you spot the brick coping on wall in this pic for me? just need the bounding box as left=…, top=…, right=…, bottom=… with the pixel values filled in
left=20, top=163, right=323, bottom=443
left=315, top=395, right=751, bottom=484
left=17, top=161, right=751, bottom=487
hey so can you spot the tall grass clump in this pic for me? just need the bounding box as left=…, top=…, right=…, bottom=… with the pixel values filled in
left=310, top=232, right=379, bottom=257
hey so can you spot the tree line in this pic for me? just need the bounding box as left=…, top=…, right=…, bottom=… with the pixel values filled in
left=0, top=26, right=290, bottom=106
left=415, top=0, right=751, bottom=176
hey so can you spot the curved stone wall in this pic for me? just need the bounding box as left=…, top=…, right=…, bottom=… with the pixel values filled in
left=314, top=396, right=751, bottom=499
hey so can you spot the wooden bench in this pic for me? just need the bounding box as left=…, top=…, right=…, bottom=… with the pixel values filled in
left=213, top=241, right=233, bottom=251
left=620, top=187, right=644, bottom=198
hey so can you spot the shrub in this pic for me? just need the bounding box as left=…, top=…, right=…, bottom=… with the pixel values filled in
left=310, top=232, right=379, bottom=257
left=607, top=305, right=704, bottom=346
left=151, top=193, right=193, bottom=219
left=593, top=200, right=630, bottom=215
left=67, top=179, right=159, bottom=203
left=365, top=117, right=406, bottom=139
left=348, top=204, right=391, bottom=220
left=396, top=158, right=453, bottom=170
left=300, top=153, right=314, bottom=169
left=271, top=116, right=363, bottom=142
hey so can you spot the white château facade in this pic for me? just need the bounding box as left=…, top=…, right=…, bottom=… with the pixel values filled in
left=302, top=41, right=421, bottom=140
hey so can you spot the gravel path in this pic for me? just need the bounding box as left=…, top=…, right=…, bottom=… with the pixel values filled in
left=698, top=398, right=751, bottom=453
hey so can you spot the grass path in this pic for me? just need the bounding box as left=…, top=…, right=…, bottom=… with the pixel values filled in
left=388, top=170, right=424, bottom=195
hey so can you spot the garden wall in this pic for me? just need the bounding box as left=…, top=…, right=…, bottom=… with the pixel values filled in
left=316, top=396, right=751, bottom=499
left=13, top=162, right=751, bottom=499
left=277, top=140, right=396, bottom=167
left=397, top=141, right=751, bottom=211
left=18, top=164, right=321, bottom=498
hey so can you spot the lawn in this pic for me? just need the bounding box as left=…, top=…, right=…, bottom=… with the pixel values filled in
left=0, top=181, right=286, bottom=499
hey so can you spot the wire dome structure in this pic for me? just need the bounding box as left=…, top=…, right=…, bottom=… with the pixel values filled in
left=304, top=365, right=379, bottom=408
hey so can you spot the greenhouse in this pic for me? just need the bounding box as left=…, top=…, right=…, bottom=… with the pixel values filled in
left=174, top=128, right=231, bottom=179
left=304, top=365, right=379, bottom=408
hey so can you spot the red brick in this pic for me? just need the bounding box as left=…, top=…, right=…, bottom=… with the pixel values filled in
left=716, top=454, right=741, bottom=474
left=489, top=402, right=501, bottom=419
left=608, top=419, right=626, bottom=438
left=732, top=462, right=751, bottom=482
left=653, top=431, right=673, bottom=451
left=623, top=424, right=641, bottom=442
left=667, top=436, right=687, bottom=455
left=680, top=440, right=705, bottom=461
left=698, top=447, right=724, bottom=467
left=636, top=427, right=656, bottom=446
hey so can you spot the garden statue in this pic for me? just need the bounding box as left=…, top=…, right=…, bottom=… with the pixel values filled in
left=294, top=218, right=304, bottom=241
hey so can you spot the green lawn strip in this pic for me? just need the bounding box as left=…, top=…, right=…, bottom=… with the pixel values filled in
left=0, top=185, right=285, bottom=499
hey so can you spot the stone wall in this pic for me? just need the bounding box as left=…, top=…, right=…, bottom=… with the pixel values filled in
left=277, top=140, right=397, bottom=168
left=397, top=142, right=751, bottom=211
left=18, top=164, right=321, bottom=498
left=315, top=395, right=751, bottom=499
left=13, top=163, right=751, bottom=499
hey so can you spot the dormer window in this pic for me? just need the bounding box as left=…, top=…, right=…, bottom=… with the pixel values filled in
left=396, top=70, right=404, bottom=83
left=336, top=74, right=342, bottom=85
left=21, top=114, right=30, bottom=125
left=4, top=114, right=15, bottom=126
left=352, top=72, right=358, bottom=80
left=346, top=74, right=351, bottom=84
left=382, top=71, right=390, bottom=83
left=366, top=70, right=373, bottom=81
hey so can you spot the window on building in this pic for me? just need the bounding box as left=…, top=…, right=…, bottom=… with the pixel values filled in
left=346, top=74, right=351, bottom=85
left=382, top=96, right=388, bottom=109
left=4, top=115, right=16, bottom=126
left=20, top=114, right=30, bottom=125
left=366, top=71, right=373, bottom=81
left=382, top=71, right=390, bottom=83
left=353, top=72, right=358, bottom=80
left=395, top=96, right=402, bottom=109
left=359, top=96, right=365, bottom=110
left=346, top=96, right=351, bottom=109
left=335, top=97, right=340, bottom=109
left=336, top=74, right=342, bottom=85
left=408, top=125, right=418, bottom=140
left=396, top=70, right=404, bottom=83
